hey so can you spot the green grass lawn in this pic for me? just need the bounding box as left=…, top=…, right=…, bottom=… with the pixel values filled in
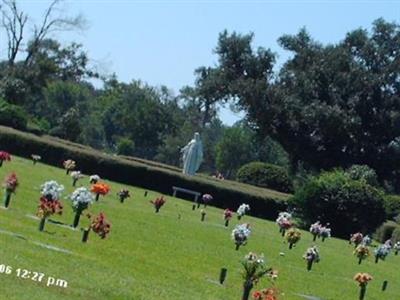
left=0, top=156, right=398, bottom=300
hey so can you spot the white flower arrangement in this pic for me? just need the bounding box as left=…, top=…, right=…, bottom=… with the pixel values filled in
left=40, top=180, right=64, bottom=200
left=319, top=226, right=331, bottom=240
left=71, top=171, right=84, bottom=180
left=237, top=203, right=250, bottom=217
left=374, top=244, right=391, bottom=261
left=309, top=221, right=321, bottom=235
left=276, top=211, right=292, bottom=226
left=361, top=235, right=372, bottom=246
left=90, top=175, right=100, bottom=183
left=232, top=223, right=251, bottom=246
left=394, top=241, right=400, bottom=250
left=70, top=187, right=94, bottom=209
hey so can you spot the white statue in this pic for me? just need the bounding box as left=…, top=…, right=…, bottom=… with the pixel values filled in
left=181, top=132, right=203, bottom=175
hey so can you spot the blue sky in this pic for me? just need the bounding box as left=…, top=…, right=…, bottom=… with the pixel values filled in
left=6, top=0, right=400, bottom=124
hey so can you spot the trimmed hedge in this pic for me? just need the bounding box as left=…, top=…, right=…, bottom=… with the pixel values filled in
left=237, top=162, right=294, bottom=193
left=292, top=170, right=386, bottom=238
left=0, top=126, right=290, bottom=220
left=374, top=221, right=399, bottom=243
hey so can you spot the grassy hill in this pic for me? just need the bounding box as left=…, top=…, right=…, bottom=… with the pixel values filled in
left=0, top=156, right=399, bottom=300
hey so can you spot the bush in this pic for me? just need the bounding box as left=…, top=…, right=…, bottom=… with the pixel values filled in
left=292, top=170, right=386, bottom=238
left=346, top=164, right=379, bottom=187
left=383, top=194, right=400, bottom=220
left=392, top=226, right=400, bottom=242
left=0, top=98, right=28, bottom=130
left=374, top=221, right=399, bottom=243
left=117, top=138, right=135, bottom=156
left=0, top=125, right=290, bottom=220
left=237, top=162, right=293, bottom=193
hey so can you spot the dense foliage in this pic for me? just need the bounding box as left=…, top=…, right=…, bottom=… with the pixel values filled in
left=292, top=170, right=386, bottom=238
left=237, top=162, right=293, bottom=193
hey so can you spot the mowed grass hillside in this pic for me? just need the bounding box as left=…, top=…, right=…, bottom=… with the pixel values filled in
left=0, top=156, right=399, bottom=300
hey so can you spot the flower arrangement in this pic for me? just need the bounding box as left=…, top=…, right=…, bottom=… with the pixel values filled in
left=252, top=288, right=279, bottom=300
left=82, top=212, right=111, bottom=242
left=31, top=154, right=41, bottom=165
left=350, top=232, right=364, bottom=247
left=200, top=209, right=206, bottom=221
left=37, top=197, right=63, bottom=232
left=89, top=175, right=100, bottom=184
left=223, top=208, right=233, bottom=227
left=319, top=225, right=331, bottom=242
left=150, top=196, right=166, bottom=213
left=63, top=159, right=76, bottom=174
left=232, top=223, right=251, bottom=250
left=303, top=246, right=320, bottom=271
left=241, top=252, right=275, bottom=300
left=40, top=180, right=64, bottom=201
left=374, top=244, right=391, bottom=263
left=0, top=151, right=11, bottom=167
left=362, top=235, right=372, bottom=246
left=71, top=171, right=84, bottom=187
left=70, top=187, right=94, bottom=228
left=354, top=245, right=370, bottom=265
left=117, top=189, right=130, bottom=203
left=394, top=241, right=400, bottom=255
left=3, top=173, right=18, bottom=208
left=237, top=203, right=250, bottom=220
left=201, top=194, right=213, bottom=208
left=276, top=212, right=293, bottom=236
left=285, top=228, right=301, bottom=249
left=91, top=182, right=111, bottom=201
left=309, top=221, right=321, bottom=241
left=354, top=273, right=372, bottom=300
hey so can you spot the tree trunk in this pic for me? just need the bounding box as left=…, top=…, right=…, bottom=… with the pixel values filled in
left=242, top=281, right=253, bottom=300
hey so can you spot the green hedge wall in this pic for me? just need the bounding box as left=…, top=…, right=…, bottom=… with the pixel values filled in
left=0, top=126, right=290, bottom=220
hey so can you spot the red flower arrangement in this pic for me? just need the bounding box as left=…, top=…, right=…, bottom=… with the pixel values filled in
left=3, top=173, right=18, bottom=193
left=223, top=209, right=233, bottom=227
left=37, top=197, right=63, bottom=231
left=91, top=182, right=111, bottom=201
left=3, top=173, right=18, bottom=208
left=150, top=196, right=166, bottom=213
left=91, top=212, right=111, bottom=239
left=0, top=151, right=11, bottom=166
left=253, top=288, right=279, bottom=300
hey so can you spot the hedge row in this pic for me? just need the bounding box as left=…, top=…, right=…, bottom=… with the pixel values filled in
left=0, top=126, right=290, bottom=220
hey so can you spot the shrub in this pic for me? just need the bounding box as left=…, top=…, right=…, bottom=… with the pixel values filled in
left=346, top=164, right=379, bottom=187
left=374, top=221, right=399, bottom=243
left=392, top=226, right=400, bottom=242
left=0, top=98, right=28, bottom=130
left=117, top=138, right=135, bottom=156
left=0, top=126, right=290, bottom=220
left=236, top=162, right=293, bottom=193
left=292, top=170, right=386, bottom=238
left=383, top=194, right=400, bottom=220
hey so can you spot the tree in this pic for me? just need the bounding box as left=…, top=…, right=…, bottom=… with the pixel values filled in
left=202, top=20, right=400, bottom=184
left=215, top=125, right=254, bottom=178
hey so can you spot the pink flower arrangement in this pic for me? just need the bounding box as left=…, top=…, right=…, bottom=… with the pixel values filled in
left=0, top=151, right=11, bottom=166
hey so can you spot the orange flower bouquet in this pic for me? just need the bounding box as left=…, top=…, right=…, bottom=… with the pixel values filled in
left=91, top=183, right=111, bottom=201
left=354, top=273, right=372, bottom=300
